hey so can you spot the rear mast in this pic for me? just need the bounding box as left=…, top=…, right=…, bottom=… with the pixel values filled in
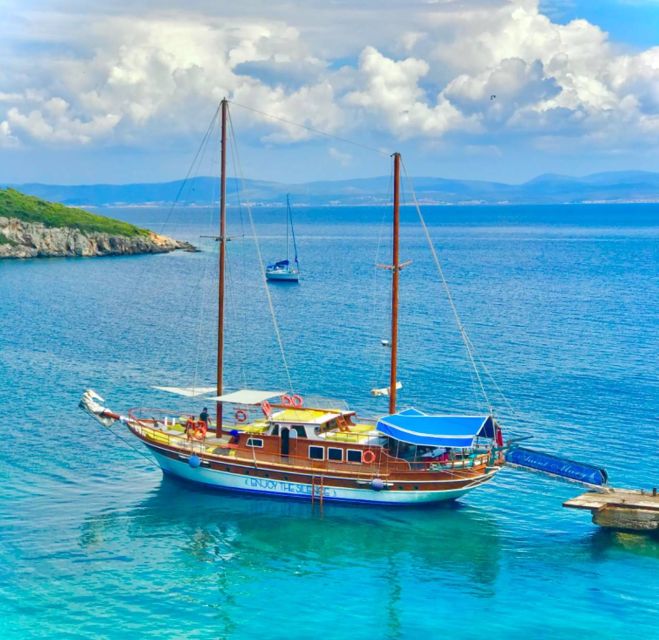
left=389, top=152, right=401, bottom=414
left=216, top=98, right=228, bottom=437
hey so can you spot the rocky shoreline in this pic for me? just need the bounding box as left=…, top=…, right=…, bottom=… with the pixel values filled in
left=0, top=216, right=196, bottom=258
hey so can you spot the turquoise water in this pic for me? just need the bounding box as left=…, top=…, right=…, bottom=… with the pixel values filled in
left=1, top=204, right=658, bottom=638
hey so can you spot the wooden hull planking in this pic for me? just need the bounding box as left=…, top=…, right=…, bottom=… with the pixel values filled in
left=141, top=434, right=500, bottom=505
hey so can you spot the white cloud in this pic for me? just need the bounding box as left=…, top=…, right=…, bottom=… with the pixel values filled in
left=0, top=0, right=658, bottom=160
left=609, top=46, right=659, bottom=114
left=444, top=58, right=560, bottom=121
left=345, top=46, right=475, bottom=137
left=0, top=120, right=19, bottom=148
left=0, top=13, right=345, bottom=146
left=7, top=105, right=120, bottom=144
left=328, top=146, right=352, bottom=166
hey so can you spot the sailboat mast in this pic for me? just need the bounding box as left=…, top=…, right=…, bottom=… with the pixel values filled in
left=389, top=152, right=401, bottom=414
left=216, top=98, right=228, bottom=436
left=286, top=193, right=290, bottom=262
left=289, top=195, right=299, bottom=267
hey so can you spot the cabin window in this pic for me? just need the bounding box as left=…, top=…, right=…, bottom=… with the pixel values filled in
left=347, top=449, right=362, bottom=464
left=291, top=425, right=307, bottom=438
left=309, top=446, right=325, bottom=460
left=271, top=424, right=279, bottom=436
left=247, top=438, right=264, bottom=448
left=328, top=447, right=343, bottom=462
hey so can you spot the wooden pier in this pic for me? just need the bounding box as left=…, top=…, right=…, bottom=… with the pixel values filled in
left=564, top=488, right=659, bottom=532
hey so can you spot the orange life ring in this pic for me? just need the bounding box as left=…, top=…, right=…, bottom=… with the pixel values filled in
left=235, top=409, right=247, bottom=423
left=363, top=450, right=376, bottom=464
left=261, top=400, right=272, bottom=417
left=291, top=394, right=304, bottom=408
left=281, top=395, right=293, bottom=407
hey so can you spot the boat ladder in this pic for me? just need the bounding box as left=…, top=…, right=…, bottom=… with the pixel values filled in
left=311, top=474, right=325, bottom=511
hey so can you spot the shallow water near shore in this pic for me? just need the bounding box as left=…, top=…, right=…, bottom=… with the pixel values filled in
left=1, top=203, right=658, bottom=639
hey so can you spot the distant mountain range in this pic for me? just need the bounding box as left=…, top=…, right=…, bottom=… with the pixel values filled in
left=6, top=170, right=659, bottom=207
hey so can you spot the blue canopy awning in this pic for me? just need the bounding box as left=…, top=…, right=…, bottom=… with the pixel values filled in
left=376, top=408, right=494, bottom=447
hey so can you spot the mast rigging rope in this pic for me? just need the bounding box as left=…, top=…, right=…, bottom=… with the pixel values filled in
left=228, top=100, right=390, bottom=158
left=227, top=107, right=295, bottom=393
left=400, top=158, right=493, bottom=415
left=370, top=168, right=395, bottom=391
left=102, top=422, right=161, bottom=469
left=227, top=132, right=252, bottom=390
left=133, top=107, right=221, bottom=410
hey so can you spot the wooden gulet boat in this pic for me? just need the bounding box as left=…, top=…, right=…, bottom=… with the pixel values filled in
left=80, top=99, right=506, bottom=505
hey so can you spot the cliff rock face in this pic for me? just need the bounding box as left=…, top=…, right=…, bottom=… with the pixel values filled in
left=0, top=217, right=194, bottom=258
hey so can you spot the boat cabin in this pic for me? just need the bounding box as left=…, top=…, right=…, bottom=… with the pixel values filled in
left=120, top=388, right=500, bottom=481
left=187, top=389, right=501, bottom=472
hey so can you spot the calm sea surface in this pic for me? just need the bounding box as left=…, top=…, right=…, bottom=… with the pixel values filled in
left=1, top=203, right=658, bottom=639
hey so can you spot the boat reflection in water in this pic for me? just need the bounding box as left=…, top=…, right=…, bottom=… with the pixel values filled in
left=79, top=476, right=502, bottom=591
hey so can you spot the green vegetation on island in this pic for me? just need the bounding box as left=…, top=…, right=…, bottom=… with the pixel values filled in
left=0, top=188, right=150, bottom=237
left=0, top=232, right=17, bottom=245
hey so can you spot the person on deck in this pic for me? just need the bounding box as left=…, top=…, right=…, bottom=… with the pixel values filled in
left=199, top=407, right=210, bottom=426
left=185, top=416, right=196, bottom=438
left=437, top=448, right=451, bottom=463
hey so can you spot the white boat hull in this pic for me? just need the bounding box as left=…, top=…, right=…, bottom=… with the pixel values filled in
left=151, top=450, right=495, bottom=505
left=266, top=271, right=299, bottom=282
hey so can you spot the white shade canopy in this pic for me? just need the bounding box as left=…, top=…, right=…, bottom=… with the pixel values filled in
left=206, top=389, right=285, bottom=405
left=154, top=386, right=217, bottom=398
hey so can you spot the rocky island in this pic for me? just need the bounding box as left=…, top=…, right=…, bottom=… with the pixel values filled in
left=0, top=188, right=195, bottom=258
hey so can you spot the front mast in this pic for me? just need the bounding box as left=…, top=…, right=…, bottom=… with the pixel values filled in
left=389, top=152, right=401, bottom=414
left=216, top=98, right=228, bottom=437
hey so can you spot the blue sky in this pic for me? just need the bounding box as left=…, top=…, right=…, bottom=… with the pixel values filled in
left=1, top=0, right=659, bottom=185
left=540, top=0, right=659, bottom=48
